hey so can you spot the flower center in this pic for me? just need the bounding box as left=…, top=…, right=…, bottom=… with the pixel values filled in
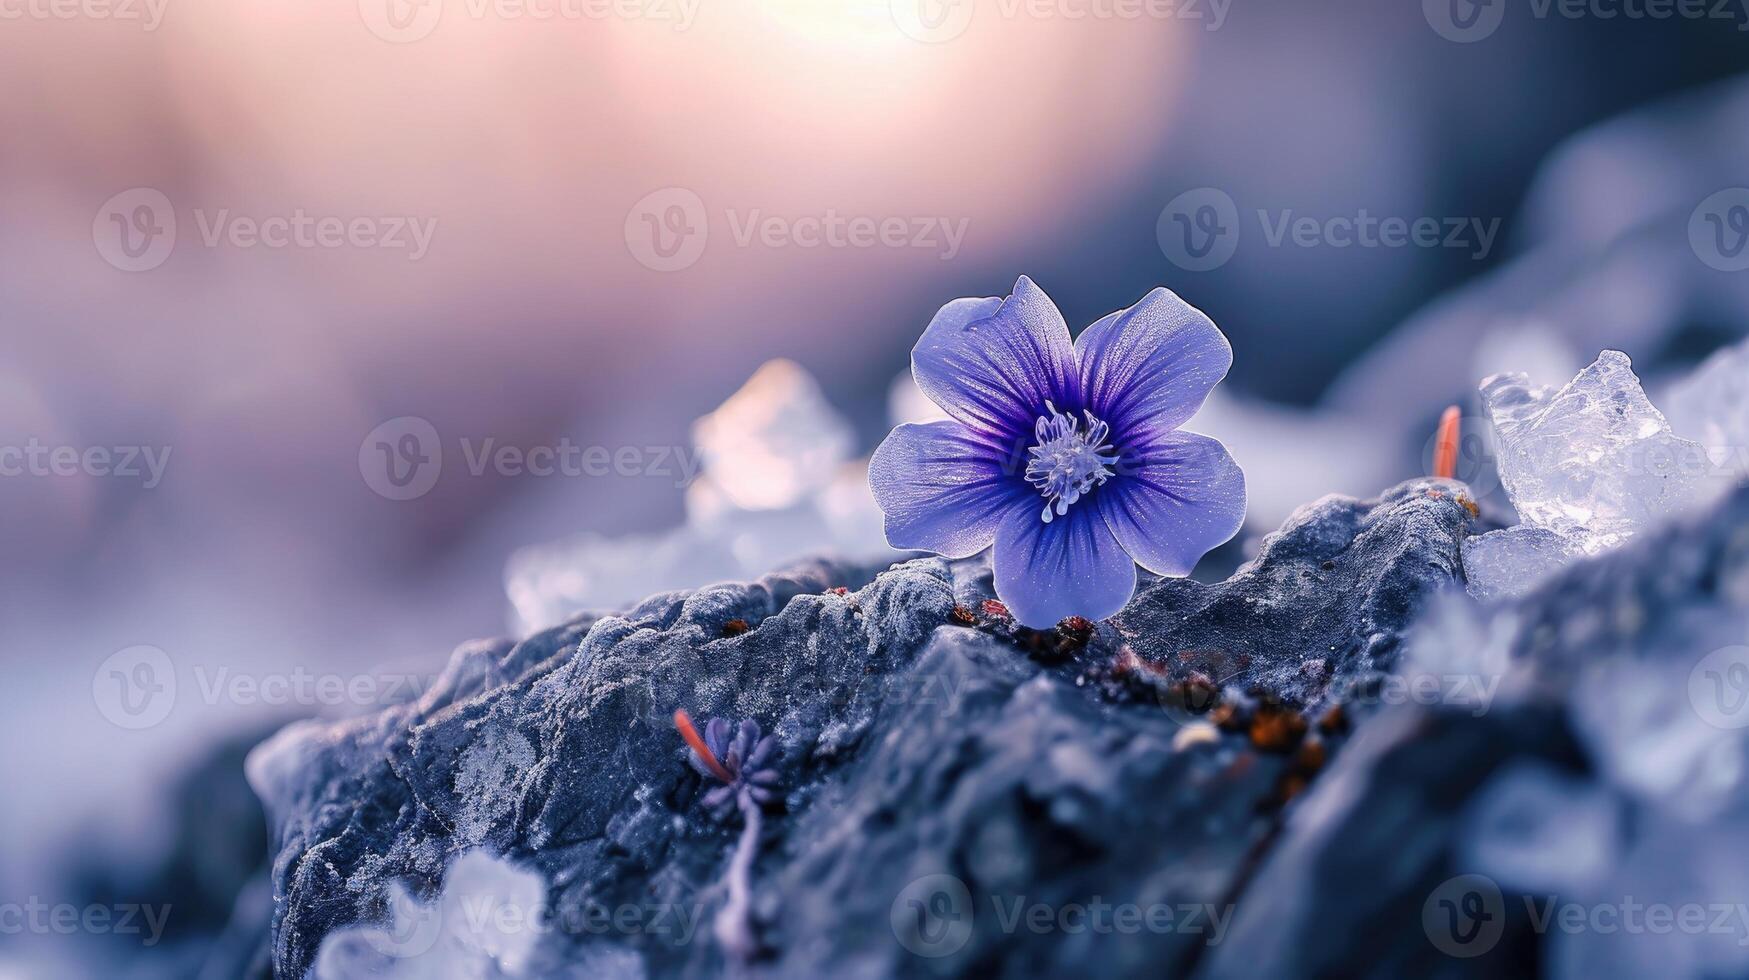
left=1025, top=402, right=1119, bottom=524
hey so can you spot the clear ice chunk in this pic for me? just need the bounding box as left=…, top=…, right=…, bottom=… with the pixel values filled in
left=690, top=358, right=855, bottom=512
left=505, top=360, right=891, bottom=632
left=1461, top=525, right=1577, bottom=602
left=1467, top=350, right=1712, bottom=599
left=1664, top=336, right=1749, bottom=496
left=1483, top=350, right=1707, bottom=553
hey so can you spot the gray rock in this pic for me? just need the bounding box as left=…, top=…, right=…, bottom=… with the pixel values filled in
left=246, top=482, right=1478, bottom=979
left=1201, top=484, right=1749, bottom=980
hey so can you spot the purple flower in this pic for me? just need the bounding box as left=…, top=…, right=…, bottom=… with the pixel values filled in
left=679, top=713, right=779, bottom=819
left=870, top=277, right=1246, bottom=628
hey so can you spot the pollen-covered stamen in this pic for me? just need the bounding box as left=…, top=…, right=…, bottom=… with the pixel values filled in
left=1025, top=401, right=1120, bottom=523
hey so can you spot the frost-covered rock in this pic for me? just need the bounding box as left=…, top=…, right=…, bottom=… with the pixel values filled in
left=1201, top=483, right=1749, bottom=980
left=245, top=479, right=1475, bottom=979
left=1465, top=350, right=1710, bottom=599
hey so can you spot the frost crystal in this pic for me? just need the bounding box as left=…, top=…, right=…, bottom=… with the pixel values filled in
left=1467, top=350, right=1710, bottom=599
left=1484, top=350, right=1706, bottom=552
left=311, top=851, right=549, bottom=980
left=1664, top=336, right=1749, bottom=494
left=1461, top=525, right=1577, bottom=602
left=504, top=359, right=890, bottom=632
left=690, top=358, right=855, bottom=511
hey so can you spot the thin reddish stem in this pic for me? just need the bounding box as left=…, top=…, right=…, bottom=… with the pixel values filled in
left=674, top=709, right=735, bottom=784
left=1433, top=406, right=1461, bottom=480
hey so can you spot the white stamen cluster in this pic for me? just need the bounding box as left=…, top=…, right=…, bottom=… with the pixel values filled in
left=1025, top=401, right=1119, bottom=523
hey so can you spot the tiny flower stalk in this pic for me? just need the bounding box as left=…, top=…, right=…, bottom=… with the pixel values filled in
left=673, top=709, right=779, bottom=964
left=1433, top=405, right=1461, bottom=480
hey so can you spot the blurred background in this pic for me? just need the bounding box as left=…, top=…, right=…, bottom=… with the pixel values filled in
left=3, top=0, right=1749, bottom=973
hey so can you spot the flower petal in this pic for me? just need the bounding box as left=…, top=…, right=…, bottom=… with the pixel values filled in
left=869, top=420, right=1028, bottom=558
left=1076, top=287, right=1232, bottom=443
left=912, top=276, right=1080, bottom=441
left=1097, top=430, right=1246, bottom=577
left=993, top=500, right=1137, bottom=628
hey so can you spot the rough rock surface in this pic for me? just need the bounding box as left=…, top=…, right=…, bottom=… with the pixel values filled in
left=247, top=479, right=1478, bottom=979
left=1201, top=484, right=1749, bottom=980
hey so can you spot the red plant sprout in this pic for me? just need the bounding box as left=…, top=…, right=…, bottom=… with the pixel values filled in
left=673, top=708, right=780, bottom=963
left=1433, top=405, right=1461, bottom=480
left=674, top=709, right=735, bottom=783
